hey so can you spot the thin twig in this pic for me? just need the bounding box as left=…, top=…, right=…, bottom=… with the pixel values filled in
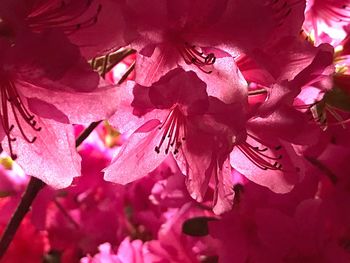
left=305, top=156, right=338, bottom=184
left=248, top=89, right=267, bottom=96
left=75, top=121, right=102, bottom=148
left=0, top=121, right=102, bottom=259
left=0, top=177, right=45, bottom=258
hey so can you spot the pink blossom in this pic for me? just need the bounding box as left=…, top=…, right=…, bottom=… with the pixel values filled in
left=0, top=28, right=120, bottom=187
left=0, top=0, right=128, bottom=59
left=120, top=0, right=303, bottom=107
left=304, top=0, right=350, bottom=45
left=105, top=68, right=246, bottom=213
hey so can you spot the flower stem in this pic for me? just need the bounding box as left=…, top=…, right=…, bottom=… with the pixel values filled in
left=0, top=177, right=45, bottom=258
left=0, top=121, right=102, bottom=259
left=248, top=89, right=267, bottom=96
left=75, top=121, right=102, bottom=147
left=305, top=156, right=338, bottom=184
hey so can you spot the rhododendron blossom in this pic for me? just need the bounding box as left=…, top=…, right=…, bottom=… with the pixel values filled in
left=0, top=27, right=118, bottom=187
left=105, top=68, right=246, bottom=214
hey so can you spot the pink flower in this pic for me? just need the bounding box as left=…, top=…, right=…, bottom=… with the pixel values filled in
left=105, top=68, right=246, bottom=213
left=0, top=0, right=128, bottom=58
left=34, top=138, right=127, bottom=256
left=0, top=30, right=118, bottom=188
left=120, top=0, right=303, bottom=107
left=304, top=0, right=350, bottom=45
left=237, top=37, right=334, bottom=87
left=229, top=43, right=335, bottom=193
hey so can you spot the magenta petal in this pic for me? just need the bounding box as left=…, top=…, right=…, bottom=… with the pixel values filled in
left=2, top=118, right=81, bottom=188
left=104, top=119, right=167, bottom=185
left=255, top=208, right=297, bottom=258
left=27, top=98, right=70, bottom=124
left=108, top=81, right=169, bottom=133
left=181, top=52, right=247, bottom=104
left=21, top=82, right=118, bottom=125
left=231, top=140, right=303, bottom=194
left=67, top=0, right=129, bottom=59
left=212, top=158, right=234, bottom=215
left=209, top=0, right=305, bottom=52
left=177, top=149, right=212, bottom=203
left=134, top=44, right=179, bottom=87
left=14, top=30, right=100, bottom=92
left=249, top=106, right=321, bottom=146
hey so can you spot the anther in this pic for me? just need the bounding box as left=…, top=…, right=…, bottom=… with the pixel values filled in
left=1, top=79, right=41, bottom=159
left=238, top=134, right=284, bottom=171
left=178, top=42, right=216, bottom=74
left=154, top=106, right=185, bottom=155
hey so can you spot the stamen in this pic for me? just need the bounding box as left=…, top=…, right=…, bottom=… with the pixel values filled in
left=178, top=42, right=216, bottom=74
left=0, top=79, right=41, bottom=159
left=154, top=106, right=186, bottom=155
left=237, top=134, right=283, bottom=171
left=27, top=0, right=102, bottom=34
left=320, top=2, right=350, bottom=23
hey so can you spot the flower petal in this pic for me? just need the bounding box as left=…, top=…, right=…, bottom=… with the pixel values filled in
left=104, top=119, right=167, bottom=184
left=2, top=118, right=81, bottom=188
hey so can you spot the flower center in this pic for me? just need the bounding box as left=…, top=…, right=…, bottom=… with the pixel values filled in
left=237, top=134, right=282, bottom=171
left=154, top=106, right=186, bottom=155
left=0, top=79, right=41, bottom=159
left=27, top=0, right=102, bottom=34
left=178, top=42, right=216, bottom=73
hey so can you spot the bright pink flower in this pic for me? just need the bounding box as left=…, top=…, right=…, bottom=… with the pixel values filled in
left=80, top=243, right=120, bottom=263
left=105, top=69, right=246, bottom=213
left=0, top=0, right=128, bottom=59
left=304, top=0, right=350, bottom=45
left=144, top=203, right=215, bottom=263
left=229, top=44, right=335, bottom=193
left=35, top=138, right=127, bottom=256
left=231, top=140, right=303, bottom=194
left=121, top=0, right=303, bottom=107
left=237, top=37, right=334, bottom=87
left=0, top=30, right=118, bottom=187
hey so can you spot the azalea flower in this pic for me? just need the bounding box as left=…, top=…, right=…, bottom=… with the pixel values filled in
left=304, top=0, right=350, bottom=45
left=0, top=0, right=128, bottom=58
left=0, top=30, right=117, bottom=188
left=105, top=68, right=247, bottom=214
left=121, top=0, right=304, bottom=106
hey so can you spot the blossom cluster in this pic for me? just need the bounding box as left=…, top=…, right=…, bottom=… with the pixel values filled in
left=0, top=0, right=350, bottom=262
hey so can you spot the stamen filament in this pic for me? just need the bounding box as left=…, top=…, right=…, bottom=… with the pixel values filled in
left=154, top=106, right=185, bottom=155
left=178, top=43, right=216, bottom=74
left=237, top=134, right=283, bottom=171
left=0, top=79, right=41, bottom=159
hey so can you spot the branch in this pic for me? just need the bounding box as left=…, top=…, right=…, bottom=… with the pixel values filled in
left=0, top=121, right=102, bottom=259
left=0, top=177, right=45, bottom=258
